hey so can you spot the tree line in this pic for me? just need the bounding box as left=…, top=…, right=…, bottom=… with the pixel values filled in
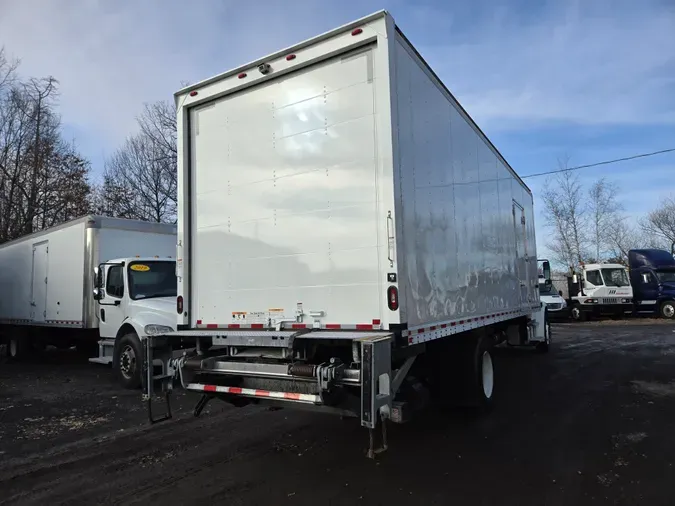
left=541, top=157, right=675, bottom=269
left=0, top=47, right=177, bottom=245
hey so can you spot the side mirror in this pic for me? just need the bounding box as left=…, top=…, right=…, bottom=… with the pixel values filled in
left=542, top=260, right=551, bottom=281
left=642, top=273, right=649, bottom=284
left=572, top=274, right=578, bottom=284
left=93, top=287, right=104, bottom=300
left=558, top=290, right=563, bottom=296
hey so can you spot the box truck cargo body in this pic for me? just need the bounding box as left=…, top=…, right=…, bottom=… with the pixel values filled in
left=146, top=11, right=548, bottom=455
left=0, top=216, right=179, bottom=387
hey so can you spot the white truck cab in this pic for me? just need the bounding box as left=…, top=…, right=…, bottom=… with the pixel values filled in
left=93, top=257, right=177, bottom=388
left=569, top=263, right=633, bottom=321
left=538, top=259, right=567, bottom=315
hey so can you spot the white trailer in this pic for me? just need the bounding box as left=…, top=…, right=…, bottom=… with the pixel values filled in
left=0, top=215, right=179, bottom=388
left=145, top=11, right=549, bottom=453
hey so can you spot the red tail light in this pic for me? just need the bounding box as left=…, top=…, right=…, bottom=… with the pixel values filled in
left=387, top=286, right=399, bottom=311
left=177, top=295, right=184, bottom=314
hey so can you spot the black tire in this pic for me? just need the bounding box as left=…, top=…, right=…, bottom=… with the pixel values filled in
left=114, top=332, right=143, bottom=389
left=457, top=333, right=496, bottom=412
left=660, top=300, right=675, bottom=320
left=570, top=304, right=587, bottom=322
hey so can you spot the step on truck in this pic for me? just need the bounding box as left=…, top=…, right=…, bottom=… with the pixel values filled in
left=0, top=215, right=179, bottom=388
left=144, top=10, right=550, bottom=456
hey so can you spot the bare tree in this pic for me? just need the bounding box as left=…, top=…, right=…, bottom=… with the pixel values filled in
left=541, top=159, right=587, bottom=268
left=641, top=196, right=675, bottom=253
left=0, top=54, right=91, bottom=243
left=606, top=219, right=643, bottom=264
left=588, top=178, right=622, bottom=261
left=98, top=100, right=177, bottom=223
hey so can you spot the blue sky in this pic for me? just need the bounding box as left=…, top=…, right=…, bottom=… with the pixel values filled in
left=2, top=0, right=674, bottom=257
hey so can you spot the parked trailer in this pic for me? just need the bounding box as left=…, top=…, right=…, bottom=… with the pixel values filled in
left=0, top=215, right=179, bottom=388
left=144, top=11, right=549, bottom=456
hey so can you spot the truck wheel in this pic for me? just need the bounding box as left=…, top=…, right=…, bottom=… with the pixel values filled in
left=459, top=334, right=496, bottom=412
left=115, top=332, right=143, bottom=389
left=660, top=300, right=675, bottom=320
left=570, top=305, right=587, bottom=321
left=8, top=335, right=28, bottom=361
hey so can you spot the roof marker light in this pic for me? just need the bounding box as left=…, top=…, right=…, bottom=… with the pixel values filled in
left=238, top=72, right=247, bottom=79
left=286, top=54, right=296, bottom=61
left=189, top=90, right=198, bottom=97
left=351, top=28, right=363, bottom=36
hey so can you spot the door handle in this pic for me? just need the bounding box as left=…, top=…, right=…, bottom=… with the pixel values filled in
left=386, top=211, right=395, bottom=267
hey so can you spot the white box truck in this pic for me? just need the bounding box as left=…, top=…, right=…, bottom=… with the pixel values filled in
left=0, top=215, right=179, bottom=388
left=144, top=11, right=550, bottom=454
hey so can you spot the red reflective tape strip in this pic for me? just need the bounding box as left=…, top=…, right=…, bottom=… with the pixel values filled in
left=325, top=324, right=341, bottom=329
left=441, top=324, right=447, bottom=328
left=356, top=324, right=373, bottom=330
left=196, top=319, right=203, bottom=325
left=203, top=385, right=217, bottom=392
left=292, top=324, right=306, bottom=329
left=408, top=336, right=413, bottom=344
left=429, top=325, right=436, bottom=331
left=417, top=328, right=425, bottom=334
left=255, top=390, right=270, bottom=397
left=206, top=323, right=218, bottom=329
left=451, top=322, right=457, bottom=326
left=228, top=324, right=240, bottom=329
left=229, top=386, right=242, bottom=394
left=284, top=392, right=302, bottom=400
left=250, top=323, right=264, bottom=329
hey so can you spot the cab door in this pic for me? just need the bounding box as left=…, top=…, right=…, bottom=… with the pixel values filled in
left=97, top=263, right=127, bottom=338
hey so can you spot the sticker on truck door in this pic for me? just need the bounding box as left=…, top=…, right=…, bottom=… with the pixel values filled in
left=130, top=264, right=150, bottom=272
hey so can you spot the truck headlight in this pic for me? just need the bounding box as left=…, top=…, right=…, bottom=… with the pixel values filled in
left=144, top=324, right=174, bottom=336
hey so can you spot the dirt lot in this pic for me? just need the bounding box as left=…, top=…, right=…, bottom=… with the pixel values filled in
left=1, top=321, right=675, bottom=505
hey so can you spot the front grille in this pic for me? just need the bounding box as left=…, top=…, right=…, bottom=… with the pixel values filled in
left=547, top=303, right=562, bottom=310
left=601, top=297, right=623, bottom=304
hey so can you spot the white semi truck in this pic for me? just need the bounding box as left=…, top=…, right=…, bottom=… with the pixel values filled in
left=0, top=215, right=178, bottom=388
left=143, top=11, right=550, bottom=455
left=566, top=262, right=633, bottom=321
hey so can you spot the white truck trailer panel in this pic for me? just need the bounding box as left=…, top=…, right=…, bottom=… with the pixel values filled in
left=0, top=216, right=176, bottom=329
left=176, top=11, right=537, bottom=337
left=392, top=33, right=538, bottom=332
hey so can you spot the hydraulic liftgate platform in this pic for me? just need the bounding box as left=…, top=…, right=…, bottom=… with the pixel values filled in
left=142, top=329, right=419, bottom=458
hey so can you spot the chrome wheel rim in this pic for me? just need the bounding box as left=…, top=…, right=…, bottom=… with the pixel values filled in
left=120, top=345, right=136, bottom=379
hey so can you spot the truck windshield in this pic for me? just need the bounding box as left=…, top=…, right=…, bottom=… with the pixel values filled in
left=656, top=270, right=675, bottom=283
left=539, top=282, right=555, bottom=295
left=601, top=268, right=630, bottom=287
left=128, top=261, right=176, bottom=300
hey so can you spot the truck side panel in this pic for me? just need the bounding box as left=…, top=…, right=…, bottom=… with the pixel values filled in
left=392, top=33, right=537, bottom=331
left=0, top=221, right=86, bottom=327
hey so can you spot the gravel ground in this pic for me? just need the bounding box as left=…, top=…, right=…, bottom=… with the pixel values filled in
left=1, top=321, right=675, bottom=505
